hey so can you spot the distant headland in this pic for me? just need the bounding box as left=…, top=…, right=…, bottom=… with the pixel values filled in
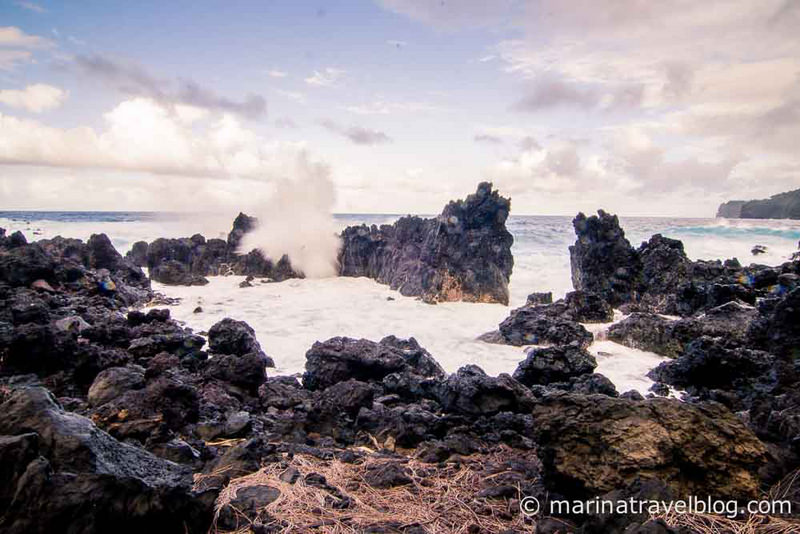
left=717, top=188, right=800, bottom=219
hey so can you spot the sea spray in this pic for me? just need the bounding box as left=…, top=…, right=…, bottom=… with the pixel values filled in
left=238, top=154, right=342, bottom=278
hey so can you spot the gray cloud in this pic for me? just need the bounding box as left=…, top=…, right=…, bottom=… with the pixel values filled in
left=74, top=54, right=266, bottom=118
left=474, top=133, right=503, bottom=144
left=319, top=118, right=392, bottom=145
left=662, top=62, right=694, bottom=100
left=512, top=75, right=644, bottom=112
left=518, top=136, right=541, bottom=151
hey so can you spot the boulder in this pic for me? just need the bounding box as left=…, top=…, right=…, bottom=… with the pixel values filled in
left=648, top=337, right=775, bottom=394
left=150, top=260, right=209, bottom=286
left=435, top=365, right=536, bottom=416
left=0, top=386, right=211, bottom=533
left=303, top=336, right=443, bottom=391
left=203, top=352, right=269, bottom=394
left=512, top=344, right=597, bottom=386
left=531, top=393, right=766, bottom=500
left=126, top=240, right=149, bottom=267
left=497, top=306, right=593, bottom=348
left=607, top=313, right=685, bottom=358
left=609, top=303, right=758, bottom=359
left=207, top=318, right=274, bottom=367
left=87, top=365, right=146, bottom=407
left=339, top=182, right=514, bottom=304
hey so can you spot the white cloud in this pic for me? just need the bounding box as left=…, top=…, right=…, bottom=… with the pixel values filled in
left=0, top=97, right=311, bottom=178
left=0, top=26, right=52, bottom=48
left=268, top=69, right=288, bottom=78
left=0, top=26, right=53, bottom=69
left=0, top=84, right=67, bottom=112
left=16, top=2, right=47, bottom=14
left=304, top=67, right=345, bottom=87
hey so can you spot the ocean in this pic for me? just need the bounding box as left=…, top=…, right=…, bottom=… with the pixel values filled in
left=3, top=210, right=800, bottom=394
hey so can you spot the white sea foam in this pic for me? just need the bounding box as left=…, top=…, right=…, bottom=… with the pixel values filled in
left=150, top=274, right=668, bottom=394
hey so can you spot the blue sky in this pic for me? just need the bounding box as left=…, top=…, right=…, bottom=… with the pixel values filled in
left=1, top=0, right=798, bottom=216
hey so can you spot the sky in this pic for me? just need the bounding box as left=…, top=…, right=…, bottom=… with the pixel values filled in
left=0, top=0, right=798, bottom=216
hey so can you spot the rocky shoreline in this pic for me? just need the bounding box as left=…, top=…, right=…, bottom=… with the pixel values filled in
left=2, top=192, right=800, bottom=533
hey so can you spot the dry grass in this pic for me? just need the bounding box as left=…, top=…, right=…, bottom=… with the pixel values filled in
left=652, top=510, right=800, bottom=533
left=652, top=468, right=800, bottom=534
left=211, top=449, right=535, bottom=534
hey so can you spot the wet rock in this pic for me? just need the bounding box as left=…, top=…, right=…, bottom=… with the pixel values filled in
left=378, top=335, right=446, bottom=379
left=635, top=234, right=692, bottom=313
left=565, top=373, right=618, bottom=397
left=512, top=344, right=597, bottom=386
left=259, top=376, right=310, bottom=410
left=339, top=182, right=514, bottom=304
left=563, top=290, right=614, bottom=322
left=531, top=393, right=766, bottom=500
left=527, top=292, right=553, bottom=305
left=126, top=240, right=149, bottom=267
left=128, top=333, right=204, bottom=361
left=87, top=365, right=146, bottom=407
left=91, top=376, right=200, bottom=441
left=303, top=336, right=442, bottom=391
left=620, top=390, right=645, bottom=401
left=203, top=351, right=268, bottom=394
left=570, top=210, right=641, bottom=306
left=497, top=306, right=593, bottom=348
left=609, top=301, right=758, bottom=358
left=608, top=313, right=683, bottom=358
left=648, top=337, right=774, bottom=395
left=649, top=382, right=670, bottom=397
left=752, top=244, right=767, bottom=255
left=0, top=243, right=56, bottom=287
left=150, top=260, right=209, bottom=286
left=436, top=365, right=536, bottom=416
left=0, top=386, right=211, bottom=533
left=1, top=322, right=78, bottom=376
left=208, top=318, right=273, bottom=367
left=748, top=286, right=800, bottom=357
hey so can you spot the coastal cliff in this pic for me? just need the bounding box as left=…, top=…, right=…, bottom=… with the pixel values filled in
left=716, top=188, right=800, bottom=219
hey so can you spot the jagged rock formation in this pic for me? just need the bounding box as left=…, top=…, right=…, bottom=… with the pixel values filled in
left=717, top=188, right=800, bottom=219
left=569, top=210, right=642, bottom=306
left=338, top=182, right=514, bottom=304
left=570, top=210, right=798, bottom=315
left=128, top=213, right=300, bottom=285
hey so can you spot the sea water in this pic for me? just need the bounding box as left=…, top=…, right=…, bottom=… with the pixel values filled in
left=3, top=211, right=799, bottom=394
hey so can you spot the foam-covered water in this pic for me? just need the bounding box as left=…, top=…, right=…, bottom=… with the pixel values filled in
left=3, top=211, right=799, bottom=394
